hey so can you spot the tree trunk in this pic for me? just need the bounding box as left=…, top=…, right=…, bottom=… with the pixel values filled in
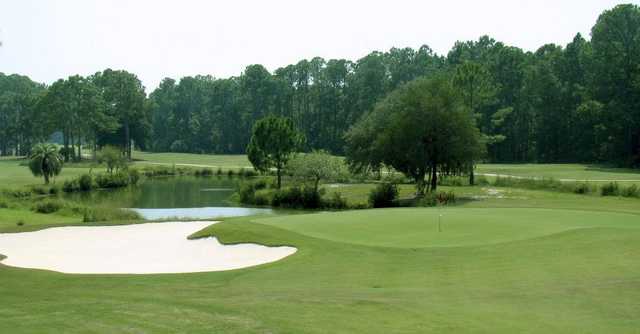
left=276, top=167, right=282, bottom=189
left=44, top=173, right=50, bottom=185
left=431, top=164, right=438, bottom=192
left=124, top=119, right=131, bottom=161
left=469, top=167, right=475, bottom=186
left=63, top=129, right=70, bottom=162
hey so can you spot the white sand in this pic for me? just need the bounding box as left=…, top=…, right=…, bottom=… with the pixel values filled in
left=0, top=221, right=296, bottom=274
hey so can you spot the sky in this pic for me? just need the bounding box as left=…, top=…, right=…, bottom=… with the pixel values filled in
left=0, top=0, right=634, bottom=91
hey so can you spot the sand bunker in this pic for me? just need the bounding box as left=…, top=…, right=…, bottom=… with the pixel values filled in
left=0, top=221, right=296, bottom=274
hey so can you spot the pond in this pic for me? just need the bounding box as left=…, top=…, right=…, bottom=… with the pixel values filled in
left=65, top=176, right=273, bottom=220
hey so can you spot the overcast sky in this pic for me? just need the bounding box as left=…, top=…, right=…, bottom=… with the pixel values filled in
left=0, top=0, right=634, bottom=90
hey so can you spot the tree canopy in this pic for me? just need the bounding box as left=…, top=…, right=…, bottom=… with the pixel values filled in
left=28, top=143, right=63, bottom=184
left=247, top=115, right=304, bottom=188
left=1, top=4, right=639, bottom=167
left=346, top=75, right=485, bottom=194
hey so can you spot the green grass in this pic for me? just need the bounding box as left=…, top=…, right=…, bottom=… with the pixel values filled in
left=259, top=208, right=640, bottom=248
left=477, top=163, right=640, bottom=183
left=0, top=159, right=105, bottom=189
left=132, top=151, right=252, bottom=169
left=2, top=209, right=639, bottom=333
left=2, top=153, right=640, bottom=332
left=0, top=208, right=81, bottom=233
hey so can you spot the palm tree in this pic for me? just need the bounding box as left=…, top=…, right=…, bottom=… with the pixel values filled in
left=29, top=143, right=63, bottom=184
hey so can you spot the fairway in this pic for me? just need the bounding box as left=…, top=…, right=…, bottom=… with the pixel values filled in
left=132, top=151, right=252, bottom=169
left=2, top=208, right=640, bottom=333
left=477, top=163, right=640, bottom=183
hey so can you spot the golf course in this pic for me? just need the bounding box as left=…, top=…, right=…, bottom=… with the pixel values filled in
left=1, top=152, right=639, bottom=333
left=3, top=2, right=640, bottom=332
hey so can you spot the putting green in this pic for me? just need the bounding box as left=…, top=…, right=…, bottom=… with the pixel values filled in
left=259, top=208, right=640, bottom=248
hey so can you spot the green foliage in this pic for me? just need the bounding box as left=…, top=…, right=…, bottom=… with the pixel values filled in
left=368, top=183, right=399, bottom=208
left=82, top=207, right=141, bottom=222
left=238, top=179, right=269, bottom=203
left=98, top=145, right=127, bottom=174
left=271, top=186, right=323, bottom=209
left=247, top=115, right=304, bottom=188
left=621, top=184, right=640, bottom=198
left=287, top=150, right=346, bottom=192
left=346, top=75, right=484, bottom=194
left=600, top=182, right=620, bottom=196
left=32, top=199, right=64, bottom=214
left=324, top=191, right=348, bottom=210
left=28, top=143, right=63, bottom=184
left=95, top=171, right=130, bottom=188
left=78, top=174, right=94, bottom=191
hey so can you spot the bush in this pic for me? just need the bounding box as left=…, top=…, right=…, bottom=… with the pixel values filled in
left=62, top=179, right=80, bottom=193
left=31, top=185, right=50, bottom=195
left=78, top=174, right=94, bottom=191
left=324, top=191, right=348, bottom=210
left=33, top=199, right=64, bottom=214
left=83, top=207, right=141, bottom=222
left=216, top=168, right=223, bottom=176
left=0, top=199, right=9, bottom=208
left=368, top=183, right=398, bottom=208
left=49, top=184, right=61, bottom=195
left=271, top=186, right=324, bottom=209
left=128, top=169, right=141, bottom=185
left=572, top=182, right=594, bottom=195
left=227, top=169, right=235, bottom=177
left=417, top=192, right=438, bottom=207
left=238, top=179, right=269, bottom=204
left=600, top=182, right=620, bottom=196
left=96, top=171, right=130, bottom=188
left=621, top=184, right=640, bottom=198
left=252, top=189, right=272, bottom=206
left=436, top=191, right=456, bottom=205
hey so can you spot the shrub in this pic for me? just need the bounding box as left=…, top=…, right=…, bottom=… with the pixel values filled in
left=253, top=189, right=272, bottom=206
left=83, top=207, right=141, bottom=222
left=31, top=185, right=50, bottom=195
left=128, top=169, right=141, bottom=185
left=49, top=184, right=61, bottom=195
left=417, top=192, right=438, bottom=207
left=572, top=182, right=593, bottom=194
left=324, top=191, right=348, bottom=210
left=238, top=179, right=269, bottom=204
left=600, top=182, right=620, bottom=196
left=368, top=182, right=398, bottom=208
left=436, top=191, right=456, bottom=205
left=78, top=174, right=94, bottom=191
left=216, top=168, right=223, bottom=176
left=16, top=220, right=25, bottom=226
left=62, top=179, right=80, bottom=193
left=0, top=199, right=9, bottom=208
left=227, top=169, right=235, bottom=177
left=96, top=171, right=130, bottom=188
left=621, top=184, right=640, bottom=198
left=33, top=199, right=64, bottom=214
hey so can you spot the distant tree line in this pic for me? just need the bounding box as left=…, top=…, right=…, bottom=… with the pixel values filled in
left=1, top=4, right=639, bottom=166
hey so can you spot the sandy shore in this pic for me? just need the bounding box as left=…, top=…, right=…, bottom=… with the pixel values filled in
left=0, top=221, right=296, bottom=274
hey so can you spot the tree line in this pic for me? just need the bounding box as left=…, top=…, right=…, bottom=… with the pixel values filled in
left=1, top=4, right=639, bottom=166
